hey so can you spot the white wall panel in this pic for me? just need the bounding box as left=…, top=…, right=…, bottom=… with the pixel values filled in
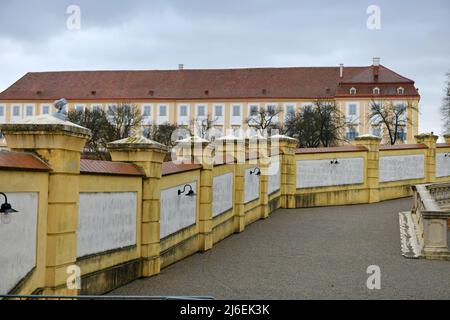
left=245, top=168, right=260, bottom=203
left=436, top=153, right=450, bottom=178
left=297, top=158, right=364, bottom=188
left=213, top=173, right=233, bottom=217
left=77, top=192, right=137, bottom=258
left=268, top=160, right=281, bottom=195
left=379, top=154, right=424, bottom=182
left=0, top=193, right=38, bottom=295
left=160, top=181, right=197, bottom=239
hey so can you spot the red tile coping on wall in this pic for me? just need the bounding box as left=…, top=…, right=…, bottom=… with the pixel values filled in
left=80, top=159, right=144, bottom=176
left=0, top=151, right=51, bottom=172
left=162, top=161, right=202, bottom=176
left=296, top=145, right=367, bottom=154
left=437, top=143, right=450, bottom=148
left=379, top=143, right=427, bottom=151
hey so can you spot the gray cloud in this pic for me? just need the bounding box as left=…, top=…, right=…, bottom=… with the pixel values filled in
left=0, top=0, right=449, bottom=133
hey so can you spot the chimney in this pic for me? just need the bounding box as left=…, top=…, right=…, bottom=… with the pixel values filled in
left=178, top=64, right=184, bottom=70
left=372, top=57, right=380, bottom=81
left=339, top=64, right=344, bottom=78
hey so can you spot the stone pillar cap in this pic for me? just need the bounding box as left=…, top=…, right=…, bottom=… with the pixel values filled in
left=355, top=134, right=382, bottom=141
left=216, top=135, right=244, bottom=142
left=269, top=134, right=297, bottom=142
left=175, top=135, right=210, bottom=144
left=107, top=135, right=168, bottom=151
left=0, top=114, right=91, bottom=138
left=415, top=132, right=439, bottom=139
left=246, top=133, right=268, bottom=140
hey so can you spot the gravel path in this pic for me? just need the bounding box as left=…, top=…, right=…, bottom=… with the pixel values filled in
left=110, top=198, right=450, bottom=299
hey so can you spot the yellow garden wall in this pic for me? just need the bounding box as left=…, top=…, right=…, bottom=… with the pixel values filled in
left=2, top=128, right=450, bottom=298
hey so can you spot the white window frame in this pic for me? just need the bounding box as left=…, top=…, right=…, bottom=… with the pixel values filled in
left=24, top=104, right=35, bottom=117
left=346, top=102, right=360, bottom=124
left=91, top=104, right=103, bottom=112
left=283, top=103, right=296, bottom=121
left=0, top=104, right=5, bottom=123
left=373, top=87, right=380, bottom=95
left=195, top=104, right=207, bottom=119
left=74, top=104, right=86, bottom=113
left=247, top=103, right=260, bottom=125
left=230, top=104, right=243, bottom=126
left=265, top=103, right=279, bottom=124
left=213, top=104, right=225, bottom=125
left=157, top=104, right=169, bottom=125
left=397, top=87, right=405, bottom=95
left=177, top=104, right=190, bottom=126
left=393, top=100, right=408, bottom=122
left=40, top=104, right=51, bottom=115
left=349, top=87, right=357, bottom=95
left=142, top=104, right=153, bottom=125
left=11, top=104, right=22, bottom=122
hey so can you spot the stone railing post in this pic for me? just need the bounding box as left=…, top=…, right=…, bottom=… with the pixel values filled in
left=174, top=136, right=215, bottom=252
left=1, top=115, right=90, bottom=295
left=247, top=135, right=270, bottom=219
left=269, top=135, right=297, bottom=209
left=107, top=136, right=168, bottom=277
left=415, top=133, right=438, bottom=183
left=216, top=136, right=246, bottom=233
left=443, top=134, right=450, bottom=144
left=355, top=134, right=381, bottom=203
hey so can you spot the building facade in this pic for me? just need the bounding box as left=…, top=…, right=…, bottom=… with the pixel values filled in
left=0, top=58, right=420, bottom=144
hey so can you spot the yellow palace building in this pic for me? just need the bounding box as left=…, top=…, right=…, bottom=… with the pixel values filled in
left=0, top=57, right=419, bottom=143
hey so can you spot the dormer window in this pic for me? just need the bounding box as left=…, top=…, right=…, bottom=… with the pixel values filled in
left=397, top=87, right=405, bottom=95
left=349, top=87, right=357, bottom=95
left=373, top=87, right=380, bottom=95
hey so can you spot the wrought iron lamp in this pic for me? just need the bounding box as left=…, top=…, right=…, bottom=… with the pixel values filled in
left=250, top=167, right=261, bottom=176
left=0, top=192, right=18, bottom=224
left=178, top=184, right=196, bottom=197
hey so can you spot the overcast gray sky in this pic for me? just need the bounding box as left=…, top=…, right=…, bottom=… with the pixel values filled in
left=0, top=0, right=448, bottom=134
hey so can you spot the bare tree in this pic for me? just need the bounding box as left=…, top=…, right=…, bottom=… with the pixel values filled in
left=246, top=105, right=282, bottom=136
left=440, top=71, right=450, bottom=133
left=191, top=115, right=217, bottom=140
left=106, top=103, right=143, bottom=140
left=144, top=122, right=184, bottom=147
left=68, top=108, right=112, bottom=159
left=368, top=99, right=416, bottom=145
left=283, top=99, right=346, bottom=147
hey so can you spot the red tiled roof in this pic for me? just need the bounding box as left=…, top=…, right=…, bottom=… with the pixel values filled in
left=0, top=151, right=51, bottom=171
left=296, top=145, right=367, bottom=154
left=379, top=144, right=427, bottom=151
left=0, top=65, right=419, bottom=101
left=162, top=161, right=202, bottom=176
left=80, top=159, right=144, bottom=176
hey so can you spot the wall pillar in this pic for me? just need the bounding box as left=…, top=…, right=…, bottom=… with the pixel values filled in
left=1, top=117, right=90, bottom=295
left=355, top=135, right=381, bottom=203
left=443, top=134, right=450, bottom=144
left=216, top=136, right=246, bottom=232
left=107, top=136, right=168, bottom=277
left=173, top=136, right=214, bottom=251
left=247, top=136, right=270, bottom=219
left=270, top=135, right=297, bottom=209
left=415, top=133, right=438, bottom=183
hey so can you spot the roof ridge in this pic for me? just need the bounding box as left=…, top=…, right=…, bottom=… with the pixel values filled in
left=25, top=66, right=370, bottom=74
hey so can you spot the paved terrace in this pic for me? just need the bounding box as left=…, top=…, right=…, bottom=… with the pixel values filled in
left=111, top=198, right=450, bottom=299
